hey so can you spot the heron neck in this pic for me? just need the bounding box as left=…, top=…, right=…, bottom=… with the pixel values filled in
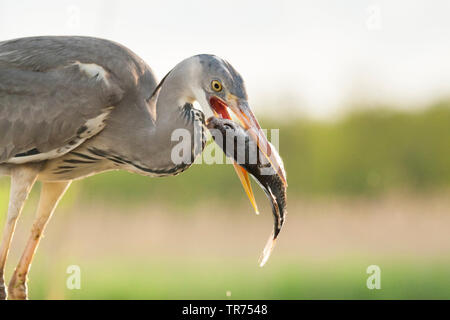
left=119, top=60, right=201, bottom=175
left=155, top=58, right=199, bottom=122
left=101, top=58, right=204, bottom=176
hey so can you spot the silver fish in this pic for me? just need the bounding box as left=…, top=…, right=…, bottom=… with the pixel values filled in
left=206, top=116, right=287, bottom=266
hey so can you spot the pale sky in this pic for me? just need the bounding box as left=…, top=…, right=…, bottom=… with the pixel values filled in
left=1, top=0, right=450, bottom=118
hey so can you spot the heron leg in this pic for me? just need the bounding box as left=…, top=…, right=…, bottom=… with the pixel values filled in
left=0, top=167, right=38, bottom=300
left=8, top=180, right=71, bottom=300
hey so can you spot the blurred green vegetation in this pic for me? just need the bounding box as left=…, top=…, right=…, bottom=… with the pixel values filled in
left=27, top=256, right=450, bottom=299
left=70, top=102, right=450, bottom=207
left=0, top=103, right=449, bottom=207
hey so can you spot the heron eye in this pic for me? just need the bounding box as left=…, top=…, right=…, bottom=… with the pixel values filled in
left=211, top=80, right=222, bottom=92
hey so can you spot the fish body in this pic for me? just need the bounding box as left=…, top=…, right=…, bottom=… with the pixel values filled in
left=206, top=117, right=287, bottom=266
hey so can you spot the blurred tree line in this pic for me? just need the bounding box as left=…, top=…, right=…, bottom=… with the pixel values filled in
left=1, top=102, right=449, bottom=208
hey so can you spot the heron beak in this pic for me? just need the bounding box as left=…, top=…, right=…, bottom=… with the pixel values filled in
left=209, top=96, right=259, bottom=215
left=227, top=96, right=287, bottom=187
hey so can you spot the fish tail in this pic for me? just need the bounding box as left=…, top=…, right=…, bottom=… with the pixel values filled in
left=259, top=233, right=277, bottom=267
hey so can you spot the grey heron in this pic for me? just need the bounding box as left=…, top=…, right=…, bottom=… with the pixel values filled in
left=0, top=36, right=286, bottom=300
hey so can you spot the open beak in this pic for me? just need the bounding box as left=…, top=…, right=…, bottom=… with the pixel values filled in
left=218, top=95, right=287, bottom=186
left=209, top=95, right=287, bottom=213
left=209, top=95, right=259, bottom=214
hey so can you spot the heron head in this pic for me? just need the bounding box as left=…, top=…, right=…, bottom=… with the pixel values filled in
left=189, top=55, right=287, bottom=211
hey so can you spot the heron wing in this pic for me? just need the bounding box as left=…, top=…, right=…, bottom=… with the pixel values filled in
left=0, top=42, right=124, bottom=164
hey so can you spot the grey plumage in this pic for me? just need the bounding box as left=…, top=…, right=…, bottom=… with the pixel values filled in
left=0, top=37, right=223, bottom=177
left=0, top=36, right=148, bottom=164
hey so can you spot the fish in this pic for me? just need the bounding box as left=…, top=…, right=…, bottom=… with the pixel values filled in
left=206, top=116, right=287, bottom=266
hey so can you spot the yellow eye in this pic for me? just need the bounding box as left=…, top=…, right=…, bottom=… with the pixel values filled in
left=211, top=80, right=222, bottom=92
